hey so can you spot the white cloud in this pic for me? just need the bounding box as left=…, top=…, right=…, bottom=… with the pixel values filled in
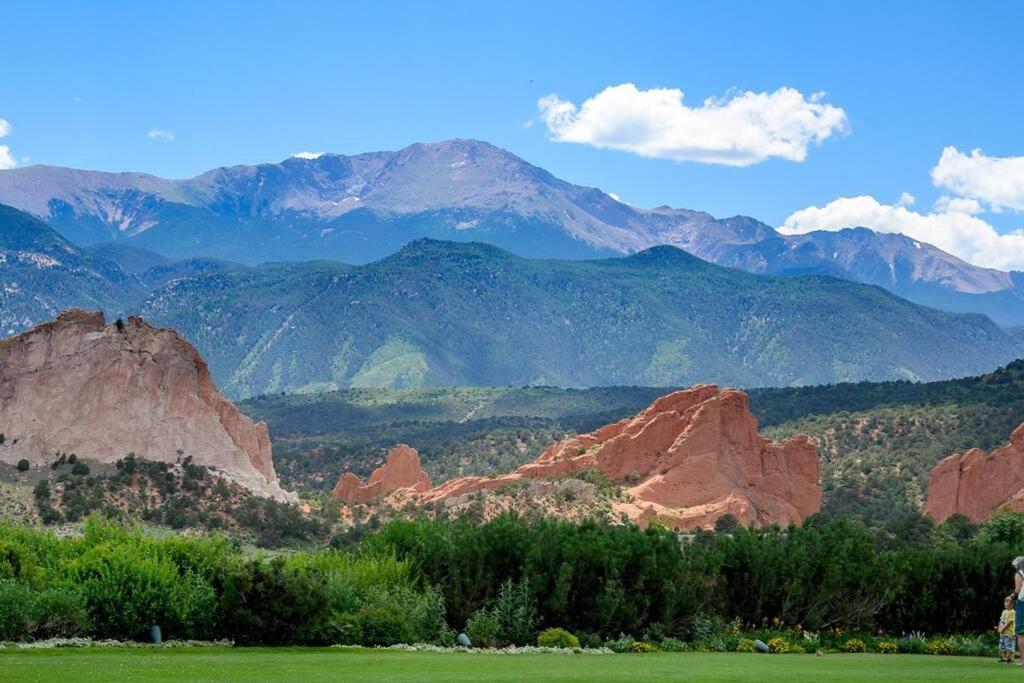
left=931, top=146, right=1024, bottom=212
left=147, top=129, right=175, bottom=142
left=934, top=195, right=983, bottom=215
left=537, top=83, right=848, bottom=166
left=291, top=151, right=325, bottom=159
left=0, top=119, right=15, bottom=170
left=780, top=195, right=1024, bottom=270
left=897, top=192, right=915, bottom=207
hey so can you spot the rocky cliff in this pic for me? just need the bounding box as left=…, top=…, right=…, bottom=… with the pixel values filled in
left=0, top=309, right=293, bottom=501
left=925, top=423, right=1024, bottom=523
left=333, top=444, right=432, bottom=504
left=332, top=386, right=821, bottom=530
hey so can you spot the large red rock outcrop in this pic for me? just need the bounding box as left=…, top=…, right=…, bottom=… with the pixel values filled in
left=332, top=444, right=432, bottom=504
left=0, top=309, right=294, bottom=501
left=925, top=423, right=1024, bottom=523
left=333, top=385, right=821, bottom=530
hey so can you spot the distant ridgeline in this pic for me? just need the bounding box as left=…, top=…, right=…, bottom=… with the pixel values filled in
left=242, top=360, right=1024, bottom=524
left=141, top=240, right=1022, bottom=398
left=3, top=138, right=1024, bottom=325
left=1, top=197, right=1021, bottom=396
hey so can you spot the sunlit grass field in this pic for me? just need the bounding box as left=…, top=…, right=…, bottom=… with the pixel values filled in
left=1, top=648, right=1019, bottom=682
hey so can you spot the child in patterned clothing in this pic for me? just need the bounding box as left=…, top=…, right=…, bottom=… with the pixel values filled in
left=999, top=596, right=1016, bottom=663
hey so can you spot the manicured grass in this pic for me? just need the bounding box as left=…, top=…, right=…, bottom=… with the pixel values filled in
left=0, top=648, right=1020, bottom=682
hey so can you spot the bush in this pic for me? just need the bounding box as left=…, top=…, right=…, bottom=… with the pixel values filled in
left=714, top=514, right=739, bottom=533
left=631, top=640, right=658, bottom=653
left=876, top=640, right=897, bottom=654
left=949, top=635, right=989, bottom=657
left=660, top=637, right=690, bottom=652
left=466, top=608, right=501, bottom=648
left=767, top=637, right=790, bottom=653
left=329, top=612, right=363, bottom=645
left=604, top=634, right=635, bottom=653
left=16, top=459, right=29, bottom=472
left=736, top=638, right=757, bottom=653
left=841, top=638, right=866, bottom=653
left=898, top=632, right=927, bottom=654
left=537, top=627, right=580, bottom=649
left=28, top=586, right=90, bottom=638
left=923, top=638, right=952, bottom=656
left=0, top=580, right=32, bottom=640
left=356, top=605, right=412, bottom=646
left=32, top=480, right=50, bottom=499
left=69, top=541, right=216, bottom=640
left=493, top=579, right=537, bottom=646
left=0, top=581, right=90, bottom=640
left=71, top=461, right=90, bottom=476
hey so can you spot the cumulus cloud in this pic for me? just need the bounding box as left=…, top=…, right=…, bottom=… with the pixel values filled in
left=291, top=151, right=325, bottom=159
left=0, top=118, right=15, bottom=170
left=931, top=146, right=1024, bottom=212
left=147, top=129, right=175, bottom=142
left=537, top=83, right=848, bottom=166
left=780, top=195, right=1024, bottom=270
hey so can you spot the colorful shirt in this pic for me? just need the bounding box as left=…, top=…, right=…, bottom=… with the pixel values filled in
left=1001, top=608, right=1016, bottom=635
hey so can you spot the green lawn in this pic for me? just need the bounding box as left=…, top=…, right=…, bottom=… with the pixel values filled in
left=0, top=648, right=1020, bottom=682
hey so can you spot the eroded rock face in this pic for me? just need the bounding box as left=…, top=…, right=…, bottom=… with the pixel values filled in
left=0, top=309, right=294, bottom=501
left=333, top=444, right=432, bottom=504
left=332, top=386, right=821, bottom=530
left=925, top=424, right=1024, bottom=523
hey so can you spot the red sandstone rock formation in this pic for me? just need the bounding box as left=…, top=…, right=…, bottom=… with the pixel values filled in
left=333, top=444, right=432, bottom=503
left=925, top=423, right=1024, bottom=523
left=332, top=386, right=821, bottom=530
left=0, top=309, right=293, bottom=501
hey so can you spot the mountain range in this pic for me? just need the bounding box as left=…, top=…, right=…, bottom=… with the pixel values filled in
left=0, top=204, right=143, bottom=336
left=1, top=139, right=1022, bottom=325
left=138, top=239, right=1021, bottom=398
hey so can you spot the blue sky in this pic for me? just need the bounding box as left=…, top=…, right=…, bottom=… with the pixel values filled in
left=3, top=1, right=1024, bottom=267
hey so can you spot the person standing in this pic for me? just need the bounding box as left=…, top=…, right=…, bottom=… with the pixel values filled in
left=998, top=595, right=1016, bottom=663
left=1010, top=556, right=1024, bottom=665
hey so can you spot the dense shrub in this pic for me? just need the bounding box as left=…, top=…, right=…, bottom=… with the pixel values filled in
left=736, top=638, right=757, bottom=653
left=16, top=459, right=29, bottom=472
left=924, top=638, right=953, bottom=655
left=466, top=608, right=501, bottom=648
left=537, top=627, right=579, bottom=649
left=898, top=632, right=927, bottom=654
left=0, top=581, right=91, bottom=640
left=1, top=511, right=1023, bottom=649
left=69, top=541, right=217, bottom=639
left=876, top=640, right=897, bottom=654
left=660, top=637, right=689, bottom=652
left=631, top=640, right=658, bottom=653
left=0, top=519, right=447, bottom=646
left=603, top=634, right=634, bottom=653
left=492, top=579, right=538, bottom=646
left=354, top=605, right=412, bottom=646
left=841, top=638, right=866, bottom=653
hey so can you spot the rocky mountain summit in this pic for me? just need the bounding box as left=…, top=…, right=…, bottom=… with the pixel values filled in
left=925, top=422, right=1024, bottom=523
left=333, top=386, right=821, bottom=530
left=2, top=139, right=1022, bottom=323
left=0, top=310, right=293, bottom=500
